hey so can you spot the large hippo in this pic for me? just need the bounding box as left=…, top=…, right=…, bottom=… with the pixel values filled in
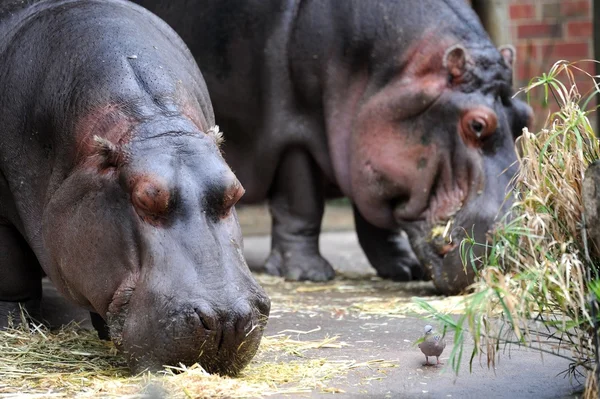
left=134, top=0, right=533, bottom=295
left=0, top=0, right=270, bottom=375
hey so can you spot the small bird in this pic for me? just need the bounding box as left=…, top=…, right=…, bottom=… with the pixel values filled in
left=418, top=324, right=446, bottom=366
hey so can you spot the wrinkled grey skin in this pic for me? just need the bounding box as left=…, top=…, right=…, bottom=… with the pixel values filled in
left=134, top=0, right=533, bottom=294
left=0, top=0, right=270, bottom=375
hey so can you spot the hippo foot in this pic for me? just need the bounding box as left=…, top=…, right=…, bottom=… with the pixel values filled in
left=353, top=208, right=426, bottom=281
left=264, top=249, right=335, bottom=281
left=361, top=236, right=426, bottom=281
left=0, top=299, right=43, bottom=329
left=373, top=256, right=425, bottom=281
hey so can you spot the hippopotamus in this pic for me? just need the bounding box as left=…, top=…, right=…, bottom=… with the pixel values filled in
left=133, top=0, right=533, bottom=295
left=0, top=0, right=270, bottom=375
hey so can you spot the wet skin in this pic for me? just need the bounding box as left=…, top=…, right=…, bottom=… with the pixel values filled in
left=0, top=0, right=270, bottom=375
left=133, top=0, right=533, bottom=294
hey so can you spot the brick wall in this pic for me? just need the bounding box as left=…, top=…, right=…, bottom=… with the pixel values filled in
left=507, top=0, right=594, bottom=129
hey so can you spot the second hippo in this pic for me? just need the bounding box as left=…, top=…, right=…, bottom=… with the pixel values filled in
left=134, top=0, right=533, bottom=294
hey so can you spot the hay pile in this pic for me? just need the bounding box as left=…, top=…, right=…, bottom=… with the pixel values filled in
left=0, top=319, right=395, bottom=398
left=417, top=60, right=600, bottom=398
left=0, top=272, right=455, bottom=398
left=257, top=274, right=447, bottom=318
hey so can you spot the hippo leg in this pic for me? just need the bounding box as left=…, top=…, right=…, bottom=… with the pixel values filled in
left=264, top=148, right=335, bottom=281
left=353, top=207, right=425, bottom=281
left=0, top=225, right=43, bottom=328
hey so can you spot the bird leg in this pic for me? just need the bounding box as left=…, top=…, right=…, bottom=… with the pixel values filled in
left=436, top=356, right=443, bottom=365
left=424, top=355, right=431, bottom=366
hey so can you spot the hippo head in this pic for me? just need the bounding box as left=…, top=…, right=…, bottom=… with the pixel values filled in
left=336, top=42, right=532, bottom=295
left=42, top=116, right=270, bottom=375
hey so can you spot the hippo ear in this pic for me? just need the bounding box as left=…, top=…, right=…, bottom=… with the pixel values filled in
left=443, top=44, right=472, bottom=81
left=207, top=125, right=224, bottom=148
left=93, top=135, right=126, bottom=168
left=498, top=45, right=516, bottom=69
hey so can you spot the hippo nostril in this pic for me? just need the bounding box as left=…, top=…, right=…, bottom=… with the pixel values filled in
left=199, top=315, right=211, bottom=330
left=255, top=294, right=271, bottom=318
left=234, top=307, right=254, bottom=336
left=391, top=194, right=411, bottom=213
left=194, top=306, right=219, bottom=331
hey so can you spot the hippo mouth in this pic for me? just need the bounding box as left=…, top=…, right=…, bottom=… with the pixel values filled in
left=401, top=215, right=492, bottom=295
left=104, top=276, right=270, bottom=375
left=428, top=219, right=459, bottom=258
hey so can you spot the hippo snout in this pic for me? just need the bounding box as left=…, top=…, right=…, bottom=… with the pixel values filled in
left=192, top=298, right=269, bottom=350
left=107, top=287, right=271, bottom=376
left=402, top=214, right=496, bottom=296
left=425, top=232, right=479, bottom=296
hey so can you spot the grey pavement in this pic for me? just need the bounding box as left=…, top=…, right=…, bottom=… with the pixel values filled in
left=243, top=232, right=583, bottom=399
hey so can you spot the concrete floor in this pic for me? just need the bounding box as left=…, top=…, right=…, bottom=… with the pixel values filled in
left=38, top=205, right=585, bottom=398
left=243, top=232, right=583, bottom=399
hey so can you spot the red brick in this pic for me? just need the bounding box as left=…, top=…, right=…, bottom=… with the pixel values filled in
left=527, top=102, right=562, bottom=131
left=515, top=43, right=538, bottom=59
left=509, top=4, right=536, bottom=19
left=540, top=42, right=590, bottom=61
left=542, top=3, right=561, bottom=18
left=515, top=62, right=527, bottom=82
left=515, top=59, right=543, bottom=83
left=517, top=22, right=562, bottom=39
left=560, top=0, right=591, bottom=17
left=571, top=60, right=597, bottom=76
left=566, top=21, right=592, bottom=38
left=571, top=79, right=597, bottom=100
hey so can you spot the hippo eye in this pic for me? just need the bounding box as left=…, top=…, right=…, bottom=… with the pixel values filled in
left=460, top=107, right=498, bottom=147
left=131, top=178, right=171, bottom=223
left=469, top=119, right=486, bottom=138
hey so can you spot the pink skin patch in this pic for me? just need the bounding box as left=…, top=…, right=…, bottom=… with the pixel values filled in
left=75, top=91, right=214, bottom=174
left=130, top=176, right=171, bottom=225
left=221, top=180, right=245, bottom=219
left=325, top=31, right=470, bottom=229
left=180, top=98, right=210, bottom=133
left=75, top=104, right=136, bottom=170
left=333, top=31, right=501, bottom=231
left=349, top=73, right=458, bottom=228
left=128, top=170, right=244, bottom=225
